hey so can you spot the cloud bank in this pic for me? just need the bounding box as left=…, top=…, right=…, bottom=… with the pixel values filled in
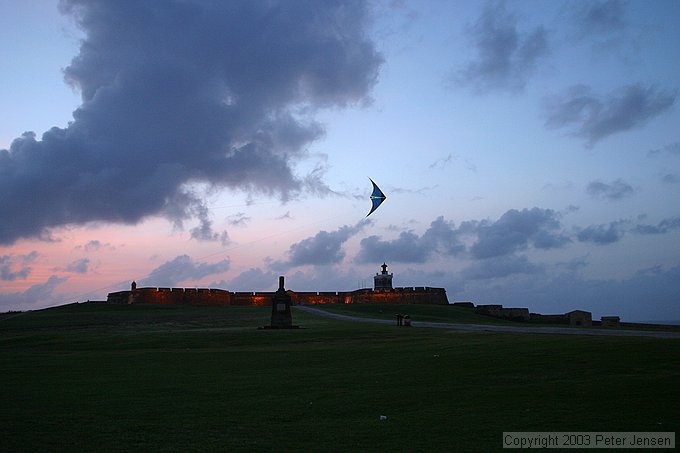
left=140, top=254, right=230, bottom=287
left=137, top=206, right=680, bottom=320
left=543, top=83, right=676, bottom=145
left=576, top=221, right=626, bottom=245
left=0, top=276, right=68, bottom=311
left=64, top=258, right=90, bottom=274
left=0, top=0, right=382, bottom=245
left=1, top=252, right=38, bottom=281
left=272, top=219, right=370, bottom=270
left=355, top=208, right=568, bottom=265
left=586, top=178, right=635, bottom=200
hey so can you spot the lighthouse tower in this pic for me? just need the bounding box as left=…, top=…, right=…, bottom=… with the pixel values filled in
left=373, top=263, right=393, bottom=290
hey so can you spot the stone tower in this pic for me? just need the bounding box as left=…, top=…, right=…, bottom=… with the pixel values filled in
left=374, top=263, right=393, bottom=290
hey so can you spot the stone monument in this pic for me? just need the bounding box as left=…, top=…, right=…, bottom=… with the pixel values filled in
left=266, top=276, right=298, bottom=329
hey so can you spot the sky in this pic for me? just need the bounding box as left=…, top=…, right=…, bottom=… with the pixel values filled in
left=1, top=0, right=679, bottom=322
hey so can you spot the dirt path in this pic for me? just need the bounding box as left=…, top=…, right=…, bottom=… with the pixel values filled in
left=294, top=305, right=680, bottom=339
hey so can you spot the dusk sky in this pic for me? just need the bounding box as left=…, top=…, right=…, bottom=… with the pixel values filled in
left=1, top=0, right=679, bottom=322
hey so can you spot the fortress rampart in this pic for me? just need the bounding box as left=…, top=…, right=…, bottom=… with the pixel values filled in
left=107, top=264, right=448, bottom=306
left=106, top=286, right=449, bottom=306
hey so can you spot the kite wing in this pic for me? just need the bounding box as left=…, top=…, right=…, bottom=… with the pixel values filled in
left=367, top=178, right=386, bottom=217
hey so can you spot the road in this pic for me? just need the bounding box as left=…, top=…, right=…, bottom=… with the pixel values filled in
left=294, top=305, right=680, bottom=339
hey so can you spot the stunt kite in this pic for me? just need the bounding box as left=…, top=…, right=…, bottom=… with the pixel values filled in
left=367, top=178, right=387, bottom=217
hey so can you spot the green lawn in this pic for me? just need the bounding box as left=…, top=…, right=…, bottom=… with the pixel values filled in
left=1, top=303, right=678, bottom=452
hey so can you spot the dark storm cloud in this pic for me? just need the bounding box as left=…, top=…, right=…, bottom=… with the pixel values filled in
left=470, top=208, right=569, bottom=259
left=0, top=0, right=382, bottom=245
left=586, top=178, right=635, bottom=200
left=543, top=83, right=677, bottom=145
left=141, top=254, right=230, bottom=287
left=454, top=0, right=549, bottom=93
left=355, top=216, right=465, bottom=264
left=0, top=252, right=38, bottom=281
left=272, top=220, right=370, bottom=270
left=576, top=221, right=625, bottom=244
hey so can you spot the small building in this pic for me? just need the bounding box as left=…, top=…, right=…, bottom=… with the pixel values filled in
left=601, top=316, right=620, bottom=327
left=567, top=310, right=592, bottom=327
left=374, top=263, right=393, bottom=290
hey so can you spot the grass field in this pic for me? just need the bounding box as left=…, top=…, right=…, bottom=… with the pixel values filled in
left=309, top=302, right=519, bottom=324
left=1, top=303, right=678, bottom=452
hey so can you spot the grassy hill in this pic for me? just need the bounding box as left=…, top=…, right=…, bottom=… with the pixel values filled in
left=1, top=303, right=678, bottom=452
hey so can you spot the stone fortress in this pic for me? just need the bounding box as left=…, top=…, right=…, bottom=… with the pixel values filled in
left=106, top=262, right=631, bottom=328
left=107, top=263, right=450, bottom=306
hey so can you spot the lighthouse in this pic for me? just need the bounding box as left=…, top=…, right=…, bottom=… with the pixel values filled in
left=373, top=262, right=393, bottom=290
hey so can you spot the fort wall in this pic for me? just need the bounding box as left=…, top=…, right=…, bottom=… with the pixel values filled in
left=476, top=304, right=530, bottom=321
left=107, top=286, right=449, bottom=306
left=530, top=313, right=569, bottom=324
